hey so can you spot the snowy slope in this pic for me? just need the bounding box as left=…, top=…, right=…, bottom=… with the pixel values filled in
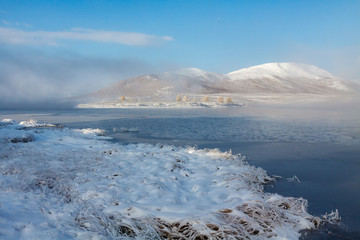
left=90, top=68, right=227, bottom=101
left=228, top=63, right=334, bottom=81
left=226, top=63, right=351, bottom=94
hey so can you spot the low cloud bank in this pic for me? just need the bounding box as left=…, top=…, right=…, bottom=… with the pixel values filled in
left=0, top=48, right=157, bottom=109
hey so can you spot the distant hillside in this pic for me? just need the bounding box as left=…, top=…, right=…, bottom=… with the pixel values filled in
left=83, top=62, right=357, bottom=102
left=90, top=67, right=227, bottom=101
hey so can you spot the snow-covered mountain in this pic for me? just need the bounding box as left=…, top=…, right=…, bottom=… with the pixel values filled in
left=226, top=63, right=351, bottom=94
left=86, top=63, right=357, bottom=101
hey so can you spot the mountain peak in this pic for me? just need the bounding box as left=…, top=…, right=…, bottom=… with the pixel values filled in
left=172, top=68, right=208, bottom=77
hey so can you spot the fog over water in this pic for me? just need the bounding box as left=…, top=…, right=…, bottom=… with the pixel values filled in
left=0, top=47, right=165, bottom=109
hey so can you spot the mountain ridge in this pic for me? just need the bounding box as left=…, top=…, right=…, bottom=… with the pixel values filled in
left=87, top=62, right=357, bottom=101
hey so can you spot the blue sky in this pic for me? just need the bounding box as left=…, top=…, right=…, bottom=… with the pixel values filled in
left=0, top=0, right=359, bottom=105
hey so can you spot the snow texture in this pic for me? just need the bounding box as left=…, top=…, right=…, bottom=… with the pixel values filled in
left=0, top=119, right=321, bottom=239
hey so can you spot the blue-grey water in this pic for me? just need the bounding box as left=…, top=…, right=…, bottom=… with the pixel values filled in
left=1, top=107, right=360, bottom=238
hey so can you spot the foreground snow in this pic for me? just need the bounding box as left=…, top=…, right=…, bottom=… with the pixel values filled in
left=0, top=119, right=320, bottom=239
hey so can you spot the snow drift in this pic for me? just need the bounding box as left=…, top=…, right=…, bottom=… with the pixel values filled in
left=0, top=119, right=323, bottom=239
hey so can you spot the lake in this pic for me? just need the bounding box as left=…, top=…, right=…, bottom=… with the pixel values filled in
left=1, top=105, right=359, bottom=239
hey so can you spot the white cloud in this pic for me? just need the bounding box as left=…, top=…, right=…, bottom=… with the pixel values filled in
left=2, top=20, right=11, bottom=25
left=0, top=27, right=173, bottom=46
left=21, top=22, right=33, bottom=28
left=1, top=20, right=33, bottom=27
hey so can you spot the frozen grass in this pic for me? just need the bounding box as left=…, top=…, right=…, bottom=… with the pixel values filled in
left=0, top=119, right=323, bottom=239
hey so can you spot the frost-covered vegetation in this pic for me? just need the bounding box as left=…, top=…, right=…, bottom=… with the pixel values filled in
left=1, top=119, right=327, bottom=239
left=76, top=94, right=241, bottom=109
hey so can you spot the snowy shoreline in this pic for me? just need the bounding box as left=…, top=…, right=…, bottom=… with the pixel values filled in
left=75, top=98, right=242, bottom=109
left=0, top=119, right=330, bottom=239
left=75, top=93, right=355, bottom=109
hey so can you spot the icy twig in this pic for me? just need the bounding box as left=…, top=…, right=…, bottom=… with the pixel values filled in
left=322, top=209, right=341, bottom=224
left=287, top=174, right=301, bottom=183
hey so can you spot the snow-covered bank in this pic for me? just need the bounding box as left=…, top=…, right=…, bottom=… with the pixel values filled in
left=75, top=93, right=356, bottom=109
left=0, top=119, right=321, bottom=239
left=76, top=99, right=241, bottom=109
